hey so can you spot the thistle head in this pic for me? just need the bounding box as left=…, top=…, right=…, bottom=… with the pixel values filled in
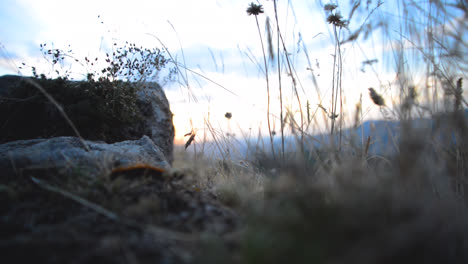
left=327, top=12, right=348, bottom=28
left=246, top=2, right=264, bottom=16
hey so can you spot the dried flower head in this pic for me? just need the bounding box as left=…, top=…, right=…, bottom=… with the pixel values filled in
left=327, top=12, right=348, bottom=28
left=324, top=3, right=338, bottom=12
left=247, top=2, right=264, bottom=16
left=225, top=112, right=232, bottom=119
left=184, top=131, right=196, bottom=150
left=369, top=88, right=385, bottom=106
left=408, top=85, right=417, bottom=100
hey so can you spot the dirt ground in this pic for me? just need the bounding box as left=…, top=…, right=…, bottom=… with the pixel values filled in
left=0, top=166, right=240, bottom=264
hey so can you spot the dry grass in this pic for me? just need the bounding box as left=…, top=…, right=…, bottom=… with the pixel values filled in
left=179, top=1, right=468, bottom=263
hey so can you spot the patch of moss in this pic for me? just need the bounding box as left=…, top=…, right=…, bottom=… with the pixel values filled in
left=0, top=76, right=146, bottom=143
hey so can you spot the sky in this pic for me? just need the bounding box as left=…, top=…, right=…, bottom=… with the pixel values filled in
left=1, top=0, right=466, bottom=146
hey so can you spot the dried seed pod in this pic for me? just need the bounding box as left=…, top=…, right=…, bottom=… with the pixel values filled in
left=185, top=133, right=196, bottom=150
left=368, top=87, right=385, bottom=106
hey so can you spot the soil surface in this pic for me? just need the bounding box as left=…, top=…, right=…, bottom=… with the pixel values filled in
left=0, top=166, right=240, bottom=264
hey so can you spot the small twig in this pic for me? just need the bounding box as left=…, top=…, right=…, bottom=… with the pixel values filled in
left=31, top=176, right=119, bottom=220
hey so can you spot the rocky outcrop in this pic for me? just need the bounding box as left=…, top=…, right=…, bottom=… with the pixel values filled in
left=0, top=75, right=174, bottom=163
left=137, top=82, right=174, bottom=163
left=0, top=136, right=170, bottom=178
left=0, top=77, right=243, bottom=264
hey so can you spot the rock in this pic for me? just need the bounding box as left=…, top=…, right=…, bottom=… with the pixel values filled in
left=137, top=82, right=174, bottom=164
left=0, top=75, right=174, bottom=163
left=0, top=136, right=170, bottom=178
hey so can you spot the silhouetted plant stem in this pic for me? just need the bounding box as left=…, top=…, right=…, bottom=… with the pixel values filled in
left=253, top=13, right=276, bottom=160
left=329, top=14, right=344, bottom=151
left=335, top=26, right=344, bottom=150
left=276, top=25, right=305, bottom=152
left=330, top=29, right=337, bottom=137
left=273, top=0, right=285, bottom=161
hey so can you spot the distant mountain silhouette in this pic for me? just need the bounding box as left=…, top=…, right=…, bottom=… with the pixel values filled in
left=237, top=109, right=468, bottom=158
left=352, top=108, right=468, bottom=155
left=187, top=109, right=468, bottom=160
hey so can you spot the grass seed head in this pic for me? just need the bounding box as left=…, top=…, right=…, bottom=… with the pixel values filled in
left=369, top=87, right=385, bottom=106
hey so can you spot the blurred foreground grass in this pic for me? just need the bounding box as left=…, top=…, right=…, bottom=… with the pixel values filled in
left=179, top=109, right=468, bottom=264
